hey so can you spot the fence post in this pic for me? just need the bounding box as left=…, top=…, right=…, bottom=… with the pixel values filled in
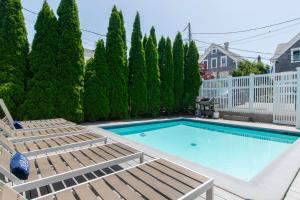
left=199, top=79, right=203, bottom=98
left=296, top=68, right=300, bottom=129
left=228, top=76, right=233, bottom=111
left=249, top=74, right=255, bottom=113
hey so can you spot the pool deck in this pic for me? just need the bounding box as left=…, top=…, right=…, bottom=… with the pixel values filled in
left=86, top=118, right=300, bottom=200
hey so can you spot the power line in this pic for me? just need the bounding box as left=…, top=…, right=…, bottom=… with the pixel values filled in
left=232, top=25, right=300, bottom=46
left=192, top=16, right=300, bottom=35
left=23, top=7, right=108, bottom=39
left=182, top=24, right=189, bottom=32
left=22, top=7, right=38, bottom=15
left=80, top=29, right=106, bottom=37
left=229, top=47, right=276, bottom=55
left=230, top=21, right=300, bottom=44
left=191, top=20, right=300, bottom=48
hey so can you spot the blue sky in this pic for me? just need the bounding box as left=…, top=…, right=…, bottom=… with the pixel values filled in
left=22, top=0, right=300, bottom=63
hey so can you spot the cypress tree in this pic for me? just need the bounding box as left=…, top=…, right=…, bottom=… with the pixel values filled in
left=119, top=10, right=128, bottom=86
left=128, top=12, right=147, bottom=117
left=145, top=36, right=160, bottom=116
left=150, top=26, right=157, bottom=47
left=22, top=1, right=58, bottom=120
left=184, top=43, right=189, bottom=63
left=56, top=0, right=85, bottom=122
left=158, top=37, right=166, bottom=72
left=143, top=34, right=148, bottom=49
left=0, top=0, right=29, bottom=118
left=173, top=32, right=184, bottom=113
left=83, top=40, right=110, bottom=121
left=183, top=41, right=201, bottom=111
left=160, top=37, right=174, bottom=113
left=106, top=6, right=128, bottom=118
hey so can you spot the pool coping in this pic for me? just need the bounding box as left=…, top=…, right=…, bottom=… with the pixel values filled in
left=86, top=118, right=300, bottom=200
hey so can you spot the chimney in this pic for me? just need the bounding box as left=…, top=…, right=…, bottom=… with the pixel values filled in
left=224, top=42, right=229, bottom=50
left=257, top=55, right=262, bottom=63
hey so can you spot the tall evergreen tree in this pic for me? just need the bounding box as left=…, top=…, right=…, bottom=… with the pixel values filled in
left=83, top=40, right=110, bottom=121
left=0, top=0, right=29, bottom=118
left=158, top=37, right=166, bottom=73
left=173, top=33, right=184, bottom=113
left=150, top=26, right=157, bottom=47
left=143, top=34, right=148, bottom=49
left=183, top=41, right=201, bottom=111
left=145, top=36, right=160, bottom=116
left=22, top=1, right=58, bottom=120
left=118, top=10, right=128, bottom=87
left=106, top=6, right=128, bottom=118
left=160, top=37, right=174, bottom=113
left=56, top=0, right=85, bottom=122
left=128, top=12, right=147, bottom=117
left=184, top=43, right=189, bottom=63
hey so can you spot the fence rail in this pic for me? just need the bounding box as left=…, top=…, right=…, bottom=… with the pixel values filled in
left=200, top=70, right=300, bottom=126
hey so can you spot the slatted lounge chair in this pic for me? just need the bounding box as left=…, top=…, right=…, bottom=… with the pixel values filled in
left=0, top=131, right=108, bottom=157
left=0, top=182, right=25, bottom=200
left=0, top=99, right=75, bottom=130
left=0, top=158, right=213, bottom=200
left=0, top=143, right=144, bottom=199
left=0, top=119, right=88, bottom=142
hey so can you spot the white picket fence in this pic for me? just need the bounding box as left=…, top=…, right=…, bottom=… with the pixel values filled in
left=200, top=69, right=300, bottom=126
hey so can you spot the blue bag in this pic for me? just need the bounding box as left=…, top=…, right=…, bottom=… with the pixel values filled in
left=10, top=152, right=30, bottom=180
left=13, top=121, right=23, bottom=129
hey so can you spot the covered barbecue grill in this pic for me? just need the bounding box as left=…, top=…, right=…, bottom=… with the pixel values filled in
left=196, top=97, right=219, bottom=118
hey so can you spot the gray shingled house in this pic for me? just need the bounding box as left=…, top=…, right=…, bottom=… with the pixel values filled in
left=199, top=43, right=244, bottom=78
left=271, top=32, right=300, bottom=73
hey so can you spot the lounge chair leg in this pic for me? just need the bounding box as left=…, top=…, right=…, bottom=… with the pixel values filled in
left=206, top=187, right=213, bottom=200
left=139, top=153, right=144, bottom=163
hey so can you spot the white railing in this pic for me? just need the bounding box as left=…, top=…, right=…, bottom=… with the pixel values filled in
left=200, top=69, right=300, bottom=127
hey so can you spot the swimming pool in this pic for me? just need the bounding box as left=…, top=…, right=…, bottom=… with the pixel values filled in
left=104, top=119, right=299, bottom=181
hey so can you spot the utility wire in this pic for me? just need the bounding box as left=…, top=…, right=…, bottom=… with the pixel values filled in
left=229, top=47, right=278, bottom=55
left=80, top=29, right=106, bottom=37
left=192, top=16, right=300, bottom=35
left=190, top=20, right=300, bottom=48
left=230, top=21, right=300, bottom=44
left=22, top=7, right=38, bottom=15
left=182, top=24, right=189, bottom=32
left=22, top=7, right=110, bottom=40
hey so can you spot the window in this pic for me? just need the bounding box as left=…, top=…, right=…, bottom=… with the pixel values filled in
left=211, top=48, right=217, bottom=54
left=220, top=56, right=227, bottom=67
left=291, top=48, right=300, bottom=63
left=211, top=58, right=217, bottom=68
left=202, top=59, right=208, bottom=69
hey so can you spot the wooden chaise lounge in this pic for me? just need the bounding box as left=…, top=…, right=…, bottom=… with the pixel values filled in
left=0, top=119, right=90, bottom=142
left=0, top=143, right=143, bottom=193
left=0, top=99, right=75, bottom=130
left=0, top=132, right=107, bottom=157
left=0, top=159, right=213, bottom=200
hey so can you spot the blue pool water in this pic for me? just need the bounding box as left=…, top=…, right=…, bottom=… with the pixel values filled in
left=104, top=120, right=299, bottom=180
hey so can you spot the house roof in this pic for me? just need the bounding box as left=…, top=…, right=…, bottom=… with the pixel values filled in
left=199, top=43, right=244, bottom=62
left=271, top=32, right=300, bottom=61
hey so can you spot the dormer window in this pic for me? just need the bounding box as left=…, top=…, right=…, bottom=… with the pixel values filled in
left=211, top=48, right=217, bottom=54
left=291, top=48, right=300, bottom=63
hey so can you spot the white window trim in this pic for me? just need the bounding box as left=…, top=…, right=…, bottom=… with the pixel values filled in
left=211, top=58, right=217, bottom=68
left=202, top=59, right=208, bottom=69
left=291, top=47, right=300, bottom=63
left=211, top=48, right=217, bottom=54
left=220, top=56, right=227, bottom=67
